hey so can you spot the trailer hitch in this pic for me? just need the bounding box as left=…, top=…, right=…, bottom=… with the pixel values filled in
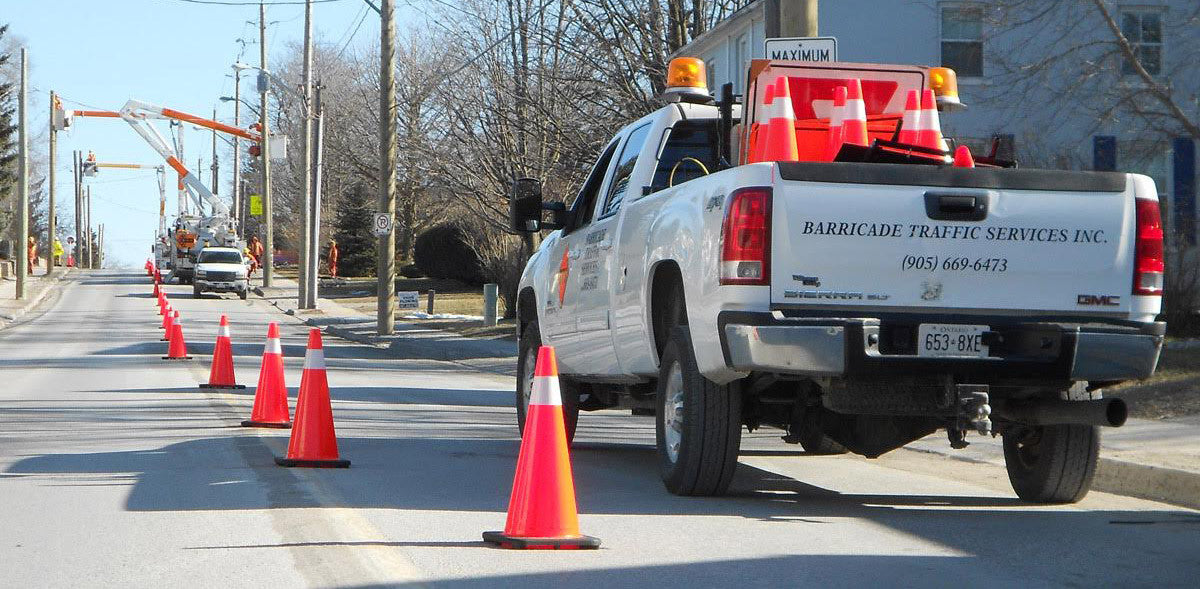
left=948, top=384, right=992, bottom=449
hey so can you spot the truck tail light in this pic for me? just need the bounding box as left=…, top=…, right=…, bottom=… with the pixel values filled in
left=1133, top=198, right=1164, bottom=296
left=720, top=187, right=772, bottom=285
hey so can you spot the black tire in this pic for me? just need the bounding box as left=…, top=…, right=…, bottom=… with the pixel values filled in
left=655, top=327, right=742, bottom=496
left=239, top=289, right=248, bottom=300
left=193, top=284, right=201, bottom=299
left=1002, top=383, right=1101, bottom=504
left=515, top=320, right=579, bottom=445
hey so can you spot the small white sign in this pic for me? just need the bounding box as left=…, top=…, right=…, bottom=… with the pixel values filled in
left=372, top=213, right=394, bottom=236
left=764, top=36, right=838, bottom=62
left=396, top=290, right=419, bottom=309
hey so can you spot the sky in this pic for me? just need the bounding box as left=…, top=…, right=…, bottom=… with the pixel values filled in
left=4, top=0, right=417, bottom=267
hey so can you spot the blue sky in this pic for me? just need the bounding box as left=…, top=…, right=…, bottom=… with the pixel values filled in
left=6, top=0, right=414, bottom=267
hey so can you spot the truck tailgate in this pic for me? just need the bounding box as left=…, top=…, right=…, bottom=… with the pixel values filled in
left=770, top=163, right=1134, bottom=317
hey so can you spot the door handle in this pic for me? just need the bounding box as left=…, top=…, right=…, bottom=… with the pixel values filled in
left=924, top=192, right=989, bottom=222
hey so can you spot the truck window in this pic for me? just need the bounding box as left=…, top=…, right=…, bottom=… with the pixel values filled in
left=566, top=140, right=619, bottom=232
left=600, top=123, right=652, bottom=217
left=651, top=120, right=719, bottom=193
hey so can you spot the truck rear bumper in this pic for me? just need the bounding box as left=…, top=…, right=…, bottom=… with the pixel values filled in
left=721, top=312, right=1164, bottom=382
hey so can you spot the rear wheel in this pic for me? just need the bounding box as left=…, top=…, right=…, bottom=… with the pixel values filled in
left=1002, top=383, right=1101, bottom=503
left=238, top=288, right=248, bottom=300
left=655, top=327, right=742, bottom=496
left=515, top=320, right=579, bottom=445
left=192, top=284, right=201, bottom=299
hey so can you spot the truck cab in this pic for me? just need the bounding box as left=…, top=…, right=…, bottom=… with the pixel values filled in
left=193, top=246, right=249, bottom=300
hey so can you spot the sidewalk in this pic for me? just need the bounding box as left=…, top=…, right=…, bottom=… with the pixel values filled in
left=253, top=276, right=517, bottom=376
left=0, top=267, right=74, bottom=326
left=251, top=276, right=1199, bottom=511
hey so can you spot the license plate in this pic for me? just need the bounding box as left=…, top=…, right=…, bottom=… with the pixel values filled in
left=917, top=324, right=989, bottom=358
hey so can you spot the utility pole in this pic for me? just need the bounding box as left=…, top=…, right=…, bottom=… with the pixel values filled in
left=232, top=70, right=242, bottom=235
left=74, top=150, right=81, bottom=269
left=260, top=1, right=274, bottom=288
left=377, top=0, right=397, bottom=335
left=98, top=224, right=104, bottom=269
left=307, top=82, right=324, bottom=307
left=778, top=0, right=819, bottom=37
left=86, top=186, right=93, bottom=269
left=15, top=48, right=28, bottom=298
left=211, top=108, right=219, bottom=198
left=47, top=91, right=57, bottom=274
left=298, top=0, right=314, bottom=309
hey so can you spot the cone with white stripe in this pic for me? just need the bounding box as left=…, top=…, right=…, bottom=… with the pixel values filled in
left=840, top=78, right=869, bottom=149
left=484, top=346, right=600, bottom=550
left=242, top=322, right=291, bottom=428
left=275, top=328, right=348, bottom=467
left=201, top=315, right=245, bottom=389
left=163, top=318, right=192, bottom=360
left=898, top=89, right=921, bottom=145
left=161, top=308, right=176, bottom=340
left=918, top=88, right=949, bottom=153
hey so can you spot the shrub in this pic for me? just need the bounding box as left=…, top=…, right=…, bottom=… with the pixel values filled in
left=413, top=222, right=485, bottom=283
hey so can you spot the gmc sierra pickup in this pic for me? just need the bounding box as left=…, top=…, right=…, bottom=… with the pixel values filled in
left=509, top=58, right=1164, bottom=504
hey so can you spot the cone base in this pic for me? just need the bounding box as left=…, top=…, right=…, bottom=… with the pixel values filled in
left=162, top=356, right=193, bottom=360
left=274, top=456, right=350, bottom=468
left=241, top=420, right=292, bottom=429
left=482, top=531, right=601, bottom=550
left=160, top=336, right=170, bottom=341
left=200, top=384, right=246, bottom=389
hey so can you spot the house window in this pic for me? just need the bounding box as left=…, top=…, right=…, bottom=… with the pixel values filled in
left=1120, top=9, right=1163, bottom=76
left=941, top=4, right=983, bottom=77
left=734, top=32, right=750, bottom=89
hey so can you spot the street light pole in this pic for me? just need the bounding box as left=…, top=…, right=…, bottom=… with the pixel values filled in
left=74, top=150, right=81, bottom=270
left=47, top=91, right=57, bottom=275
left=15, top=48, right=28, bottom=298
left=308, top=82, right=324, bottom=307
left=260, top=1, right=274, bottom=288
left=232, top=71, right=242, bottom=236
left=377, top=0, right=397, bottom=335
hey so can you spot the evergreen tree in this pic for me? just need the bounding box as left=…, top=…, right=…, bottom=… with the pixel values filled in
left=332, top=183, right=375, bottom=277
left=0, top=25, right=18, bottom=240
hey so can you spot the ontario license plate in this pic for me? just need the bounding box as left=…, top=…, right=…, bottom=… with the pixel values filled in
left=917, top=324, right=989, bottom=358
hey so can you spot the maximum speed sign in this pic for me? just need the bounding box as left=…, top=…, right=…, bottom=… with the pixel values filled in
left=372, top=213, right=394, bottom=237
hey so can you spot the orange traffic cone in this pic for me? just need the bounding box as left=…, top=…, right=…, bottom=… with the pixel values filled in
left=841, top=79, right=869, bottom=149
left=163, top=319, right=192, bottom=360
left=161, top=308, right=175, bottom=339
left=762, top=76, right=799, bottom=162
left=823, top=86, right=847, bottom=161
left=242, top=322, right=291, bottom=429
left=953, top=145, right=975, bottom=168
left=158, top=293, right=167, bottom=316
left=918, top=89, right=948, bottom=153
left=483, top=346, right=600, bottom=550
left=898, top=89, right=921, bottom=145
left=153, top=281, right=160, bottom=299
left=201, top=315, right=244, bottom=389
left=275, top=329, right=348, bottom=467
left=748, top=81, right=776, bottom=164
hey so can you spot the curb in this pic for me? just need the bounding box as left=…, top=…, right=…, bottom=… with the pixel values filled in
left=0, top=269, right=73, bottom=324
left=1094, top=458, right=1200, bottom=511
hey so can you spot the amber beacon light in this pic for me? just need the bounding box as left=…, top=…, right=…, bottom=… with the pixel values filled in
left=929, top=66, right=964, bottom=111
left=663, top=57, right=711, bottom=102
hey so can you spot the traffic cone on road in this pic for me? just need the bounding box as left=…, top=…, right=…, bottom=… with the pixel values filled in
left=242, top=323, right=291, bottom=428
left=161, top=308, right=175, bottom=340
left=898, top=89, right=921, bottom=145
left=483, top=346, right=600, bottom=550
left=163, top=320, right=192, bottom=360
left=201, top=315, right=244, bottom=389
left=763, top=76, right=799, bottom=162
left=158, top=293, right=167, bottom=316
left=275, top=329, right=348, bottom=467
left=153, top=281, right=160, bottom=299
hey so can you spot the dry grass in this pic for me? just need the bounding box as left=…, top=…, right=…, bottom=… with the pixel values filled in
left=1108, top=345, right=1200, bottom=419
left=319, top=275, right=515, bottom=341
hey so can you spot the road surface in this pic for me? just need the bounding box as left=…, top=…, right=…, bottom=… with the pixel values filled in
left=2, top=271, right=1197, bottom=587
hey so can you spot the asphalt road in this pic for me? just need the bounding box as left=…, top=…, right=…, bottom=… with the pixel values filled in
left=2, top=270, right=1198, bottom=588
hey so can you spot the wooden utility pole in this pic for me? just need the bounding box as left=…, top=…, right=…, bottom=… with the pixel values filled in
left=298, top=0, right=315, bottom=309
left=211, top=108, right=219, bottom=197
left=47, top=92, right=57, bottom=274
left=86, top=187, right=93, bottom=269
left=74, top=151, right=81, bottom=269
left=307, top=82, right=324, bottom=308
left=232, top=70, right=242, bottom=235
left=377, top=0, right=397, bottom=335
left=15, top=49, right=28, bottom=298
left=260, top=1, right=274, bottom=288
left=98, top=224, right=104, bottom=269
left=778, top=0, right=819, bottom=37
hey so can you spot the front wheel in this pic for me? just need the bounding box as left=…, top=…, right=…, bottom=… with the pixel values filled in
left=239, top=289, right=248, bottom=300
left=515, top=321, right=579, bottom=445
left=193, top=284, right=201, bottom=298
left=655, top=327, right=742, bottom=496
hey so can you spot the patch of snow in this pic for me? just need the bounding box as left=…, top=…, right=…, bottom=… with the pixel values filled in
left=400, top=312, right=484, bottom=321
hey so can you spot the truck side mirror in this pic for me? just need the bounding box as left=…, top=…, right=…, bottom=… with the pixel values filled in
left=509, top=178, right=543, bottom=232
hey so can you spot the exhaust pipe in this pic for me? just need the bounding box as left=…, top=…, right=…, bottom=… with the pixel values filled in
left=994, top=398, right=1127, bottom=427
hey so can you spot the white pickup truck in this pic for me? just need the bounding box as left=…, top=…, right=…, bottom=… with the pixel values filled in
left=511, top=58, right=1165, bottom=503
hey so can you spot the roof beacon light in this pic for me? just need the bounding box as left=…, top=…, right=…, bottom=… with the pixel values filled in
left=663, top=57, right=711, bottom=104
left=929, top=67, right=965, bottom=111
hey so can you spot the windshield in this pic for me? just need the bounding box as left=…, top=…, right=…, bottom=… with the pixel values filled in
left=199, top=250, right=243, bottom=264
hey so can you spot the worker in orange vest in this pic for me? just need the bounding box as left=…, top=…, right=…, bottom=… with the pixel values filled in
left=27, top=237, right=38, bottom=274
left=327, top=239, right=339, bottom=279
left=247, top=235, right=263, bottom=276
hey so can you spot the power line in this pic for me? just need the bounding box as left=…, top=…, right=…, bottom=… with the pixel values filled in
left=163, top=0, right=348, bottom=6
